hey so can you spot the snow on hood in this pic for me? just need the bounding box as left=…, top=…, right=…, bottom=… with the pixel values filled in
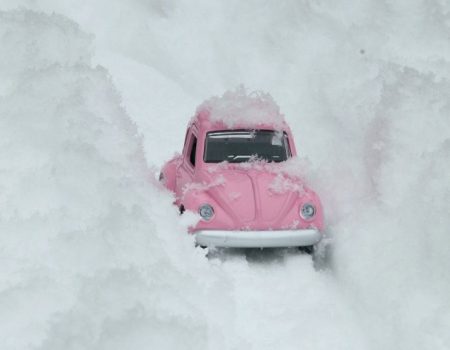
left=205, top=157, right=313, bottom=195
left=195, top=86, right=287, bottom=129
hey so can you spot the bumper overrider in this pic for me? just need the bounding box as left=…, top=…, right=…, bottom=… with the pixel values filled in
left=194, top=229, right=322, bottom=248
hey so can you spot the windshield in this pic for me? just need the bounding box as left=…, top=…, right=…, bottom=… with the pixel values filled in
left=204, top=130, right=291, bottom=163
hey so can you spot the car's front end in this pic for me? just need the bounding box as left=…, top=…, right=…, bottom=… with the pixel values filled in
left=183, top=161, right=324, bottom=248
left=168, top=115, right=325, bottom=249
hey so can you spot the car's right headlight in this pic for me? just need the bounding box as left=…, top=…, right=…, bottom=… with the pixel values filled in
left=199, top=204, right=214, bottom=221
left=300, top=203, right=316, bottom=220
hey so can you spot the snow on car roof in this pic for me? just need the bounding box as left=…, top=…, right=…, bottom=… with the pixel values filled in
left=193, top=86, right=288, bottom=130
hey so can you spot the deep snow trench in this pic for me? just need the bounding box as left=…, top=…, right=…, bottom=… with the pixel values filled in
left=0, top=2, right=449, bottom=350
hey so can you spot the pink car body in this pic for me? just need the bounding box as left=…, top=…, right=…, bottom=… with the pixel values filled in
left=160, top=108, right=324, bottom=248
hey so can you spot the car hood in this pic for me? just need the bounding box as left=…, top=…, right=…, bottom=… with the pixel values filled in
left=198, top=167, right=310, bottom=228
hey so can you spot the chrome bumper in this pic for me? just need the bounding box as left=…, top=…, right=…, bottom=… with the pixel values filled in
left=194, top=229, right=321, bottom=248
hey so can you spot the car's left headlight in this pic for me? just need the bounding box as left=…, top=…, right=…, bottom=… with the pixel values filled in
left=300, top=203, right=316, bottom=220
left=199, top=204, right=214, bottom=221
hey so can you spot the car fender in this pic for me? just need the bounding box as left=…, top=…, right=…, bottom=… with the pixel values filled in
left=160, top=154, right=182, bottom=193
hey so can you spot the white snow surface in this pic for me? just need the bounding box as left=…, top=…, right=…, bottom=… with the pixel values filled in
left=196, top=87, right=286, bottom=128
left=0, top=2, right=449, bottom=350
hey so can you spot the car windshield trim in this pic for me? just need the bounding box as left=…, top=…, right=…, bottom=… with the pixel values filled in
left=203, top=129, right=291, bottom=163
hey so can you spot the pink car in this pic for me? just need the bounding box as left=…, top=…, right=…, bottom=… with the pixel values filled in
left=160, top=90, right=324, bottom=249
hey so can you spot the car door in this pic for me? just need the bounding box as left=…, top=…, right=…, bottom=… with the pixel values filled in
left=176, top=125, right=198, bottom=204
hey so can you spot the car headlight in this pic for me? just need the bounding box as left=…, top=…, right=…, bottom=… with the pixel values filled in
left=300, top=203, right=316, bottom=220
left=199, top=204, right=214, bottom=221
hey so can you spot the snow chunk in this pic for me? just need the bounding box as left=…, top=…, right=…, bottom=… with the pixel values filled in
left=228, top=191, right=241, bottom=201
left=182, top=174, right=226, bottom=197
left=269, top=173, right=306, bottom=195
left=196, top=86, right=286, bottom=129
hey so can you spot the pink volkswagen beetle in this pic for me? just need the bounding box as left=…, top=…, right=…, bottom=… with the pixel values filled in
left=160, top=89, right=324, bottom=250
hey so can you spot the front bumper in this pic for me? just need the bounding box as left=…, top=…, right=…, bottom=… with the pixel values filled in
left=194, top=229, right=321, bottom=248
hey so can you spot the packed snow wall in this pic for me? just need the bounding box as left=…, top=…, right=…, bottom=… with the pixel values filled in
left=0, top=9, right=213, bottom=349
left=0, top=1, right=449, bottom=350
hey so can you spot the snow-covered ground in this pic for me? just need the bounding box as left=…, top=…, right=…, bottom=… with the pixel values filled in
left=0, top=1, right=449, bottom=349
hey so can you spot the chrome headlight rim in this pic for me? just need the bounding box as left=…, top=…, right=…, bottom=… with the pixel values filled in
left=199, top=203, right=214, bottom=221
left=300, top=202, right=316, bottom=221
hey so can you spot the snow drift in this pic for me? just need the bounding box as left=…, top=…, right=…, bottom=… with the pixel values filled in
left=0, top=9, right=207, bottom=349
left=334, top=67, right=450, bottom=350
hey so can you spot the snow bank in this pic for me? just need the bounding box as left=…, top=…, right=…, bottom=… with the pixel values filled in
left=333, top=66, right=450, bottom=350
left=0, top=9, right=209, bottom=349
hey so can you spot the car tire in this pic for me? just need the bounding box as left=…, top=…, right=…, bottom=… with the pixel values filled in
left=298, top=245, right=314, bottom=255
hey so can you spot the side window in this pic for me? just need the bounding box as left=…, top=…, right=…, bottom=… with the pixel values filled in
left=284, top=133, right=292, bottom=158
left=189, top=135, right=197, bottom=167
left=182, top=129, right=189, bottom=150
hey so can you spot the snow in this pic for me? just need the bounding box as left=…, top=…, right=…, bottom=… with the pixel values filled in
left=269, top=173, right=305, bottom=195
left=182, top=175, right=226, bottom=197
left=196, top=86, right=286, bottom=128
left=0, top=2, right=450, bottom=350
